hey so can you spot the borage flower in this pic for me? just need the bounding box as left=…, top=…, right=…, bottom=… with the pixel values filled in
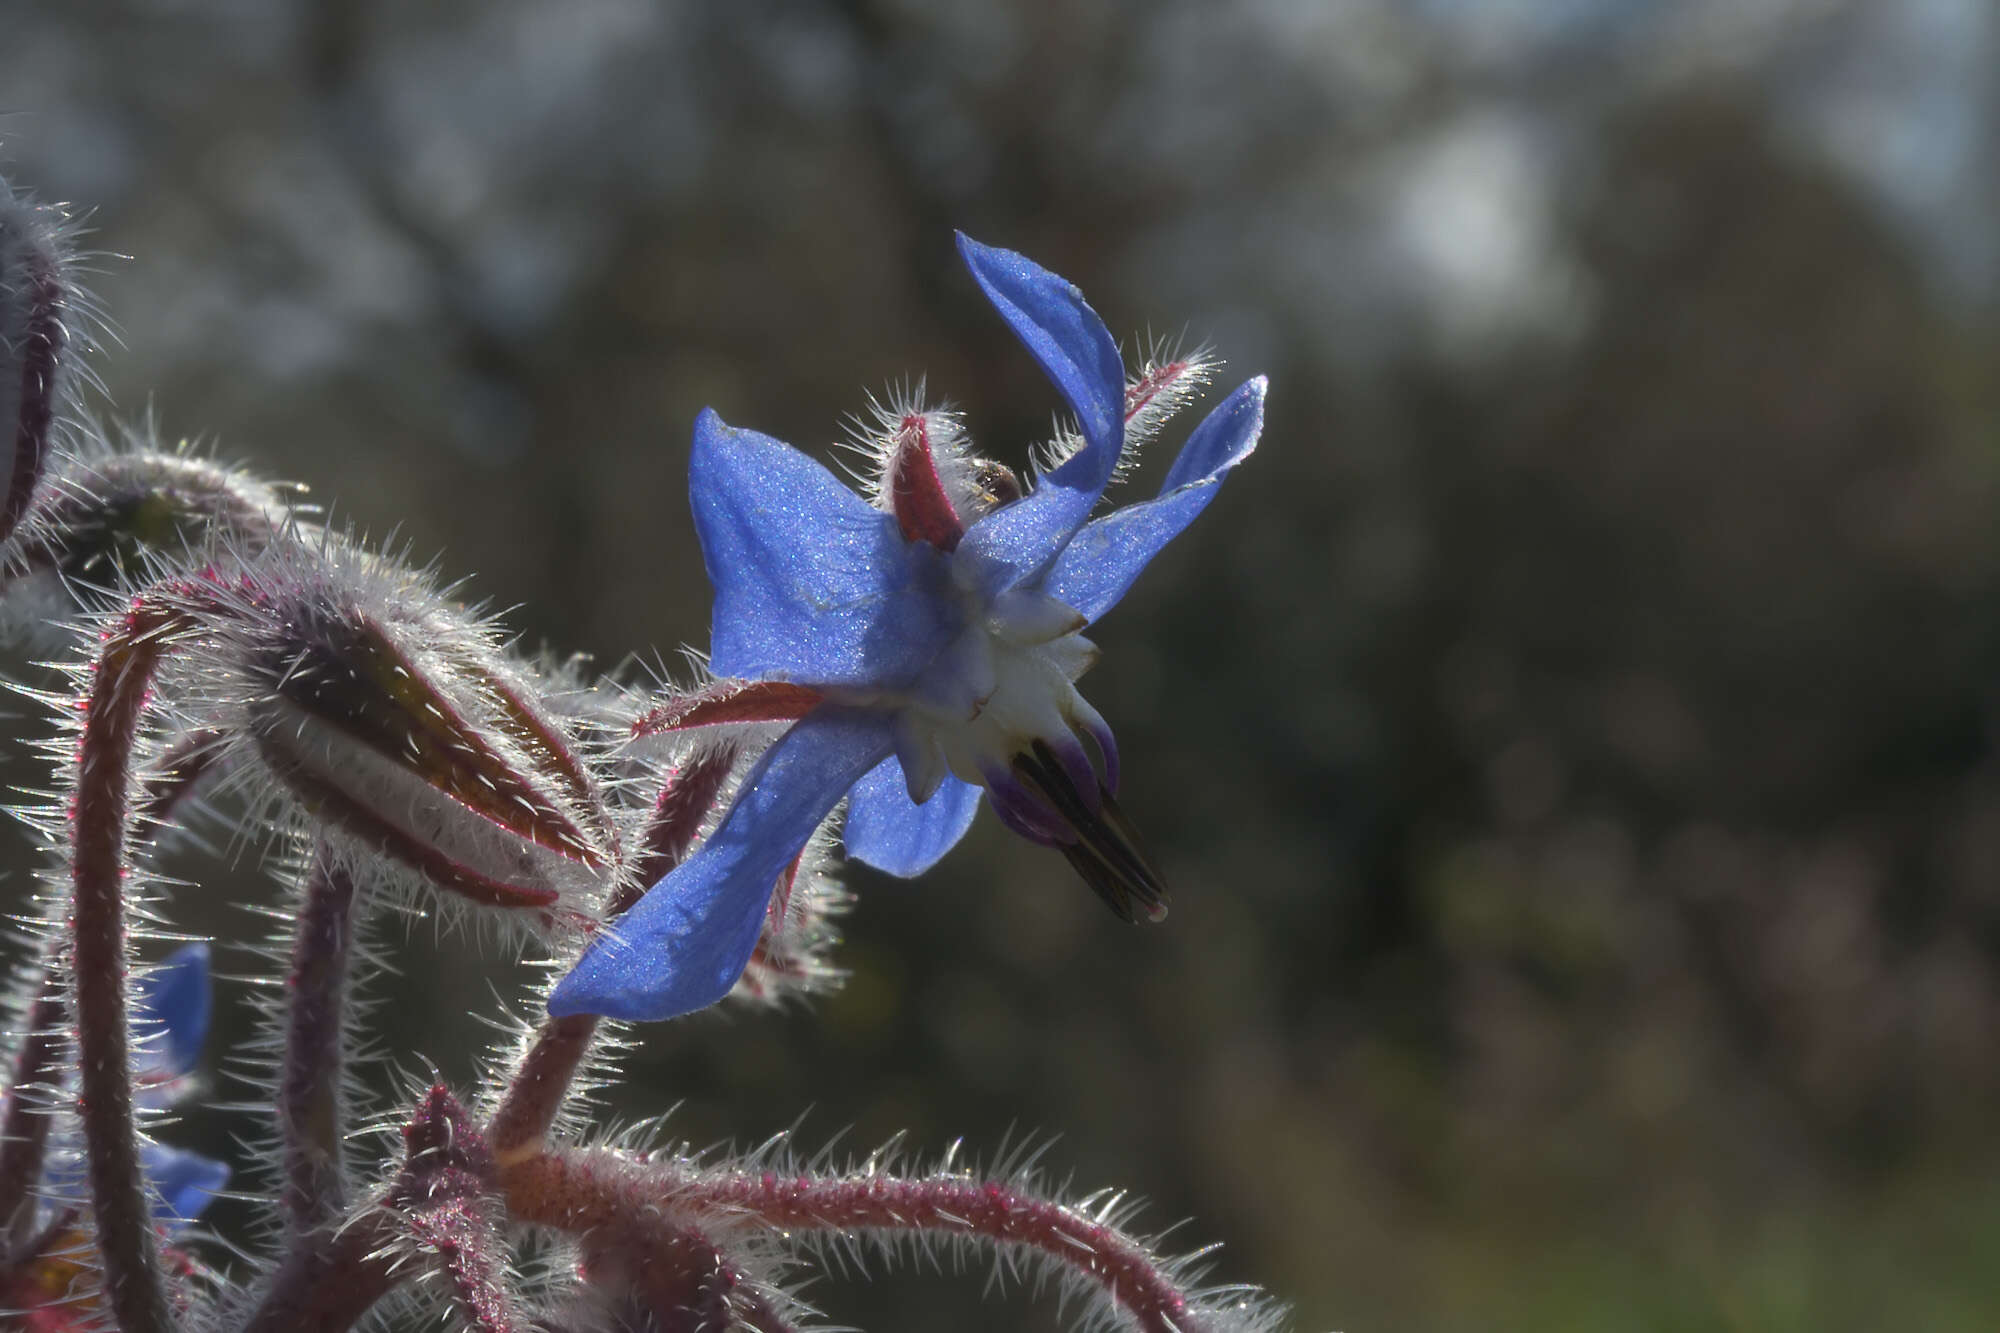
left=551, top=237, right=1265, bottom=1021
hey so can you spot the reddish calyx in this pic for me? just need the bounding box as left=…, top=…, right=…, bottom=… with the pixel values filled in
left=632, top=679, right=825, bottom=738
left=888, top=413, right=966, bottom=550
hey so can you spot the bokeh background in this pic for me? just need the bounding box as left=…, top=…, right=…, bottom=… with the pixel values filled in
left=5, top=1, right=2000, bottom=1329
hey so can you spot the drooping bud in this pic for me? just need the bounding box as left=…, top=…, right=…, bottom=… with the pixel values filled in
left=217, top=567, right=617, bottom=928
left=15, top=448, right=294, bottom=584
left=0, top=444, right=301, bottom=650
left=0, top=182, right=78, bottom=549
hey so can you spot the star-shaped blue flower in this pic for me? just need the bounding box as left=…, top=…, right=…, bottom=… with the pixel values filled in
left=551, top=236, right=1265, bottom=1022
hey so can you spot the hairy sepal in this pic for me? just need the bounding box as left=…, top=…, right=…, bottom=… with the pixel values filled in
left=91, top=545, right=626, bottom=938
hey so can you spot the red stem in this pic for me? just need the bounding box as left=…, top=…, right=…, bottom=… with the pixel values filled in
left=236, top=1209, right=400, bottom=1333
left=502, top=1152, right=784, bottom=1333
left=504, top=1151, right=1201, bottom=1333
left=70, top=592, right=201, bottom=1333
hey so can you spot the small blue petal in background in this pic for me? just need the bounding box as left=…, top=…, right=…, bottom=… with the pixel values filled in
left=134, top=941, right=211, bottom=1080
left=141, top=1142, right=230, bottom=1228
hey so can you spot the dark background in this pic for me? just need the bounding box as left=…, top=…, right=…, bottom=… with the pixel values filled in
left=4, top=2, right=2000, bottom=1329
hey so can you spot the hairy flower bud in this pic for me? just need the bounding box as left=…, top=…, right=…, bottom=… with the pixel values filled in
left=0, top=446, right=302, bottom=652
left=0, top=182, right=77, bottom=549
left=12, top=446, right=295, bottom=587
left=168, top=558, right=621, bottom=928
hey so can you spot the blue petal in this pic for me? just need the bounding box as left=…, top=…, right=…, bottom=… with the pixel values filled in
left=845, top=759, right=983, bottom=876
left=133, top=942, right=211, bottom=1080
left=142, top=1142, right=230, bottom=1227
left=692, top=409, right=961, bottom=689
left=1041, top=377, right=1265, bottom=624
left=954, top=236, right=1128, bottom=594
left=549, top=708, right=895, bottom=1021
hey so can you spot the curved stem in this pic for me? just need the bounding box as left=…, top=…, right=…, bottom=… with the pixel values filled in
left=504, top=1149, right=1206, bottom=1333
left=70, top=593, right=201, bottom=1333
left=500, top=1152, right=783, bottom=1333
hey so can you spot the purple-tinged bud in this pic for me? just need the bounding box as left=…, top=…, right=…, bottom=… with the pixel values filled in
left=0, top=183, right=76, bottom=549
left=234, top=583, right=616, bottom=925
left=0, top=447, right=301, bottom=652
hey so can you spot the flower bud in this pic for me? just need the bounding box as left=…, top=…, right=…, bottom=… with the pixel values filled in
left=0, top=444, right=300, bottom=649
left=0, top=182, right=77, bottom=549
left=230, top=574, right=616, bottom=926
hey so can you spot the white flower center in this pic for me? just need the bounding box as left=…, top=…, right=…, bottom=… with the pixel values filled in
left=890, top=588, right=1100, bottom=801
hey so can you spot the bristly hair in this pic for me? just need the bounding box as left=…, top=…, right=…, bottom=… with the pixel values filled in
left=0, top=158, right=1292, bottom=1333
left=1034, top=338, right=1221, bottom=492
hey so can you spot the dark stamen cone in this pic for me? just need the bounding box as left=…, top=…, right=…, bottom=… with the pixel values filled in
left=1016, top=739, right=1169, bottom=922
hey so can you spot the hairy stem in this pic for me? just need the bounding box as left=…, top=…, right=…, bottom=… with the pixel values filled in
left=280, top=845, right=359, bottom=1233
left=236, top=1206, right=400, bottom=1333
left=505, top=1150, right=1207, bottom=1333
left=70, top=593, right=202, bottom=1333
left=489, top=746, right=736, bottom=1163
left=486, top=1013, right=599, bottom=1167
left=501, top=1152, right=785, bottom=1333
left=0, top=977, right=66, bottom=1256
